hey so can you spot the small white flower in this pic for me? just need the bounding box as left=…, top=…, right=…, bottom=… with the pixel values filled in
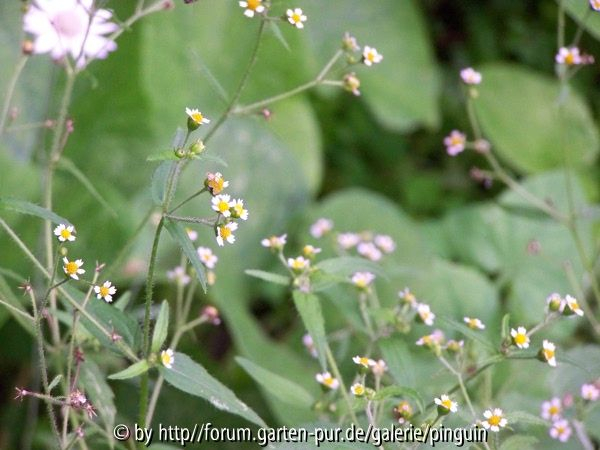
left=197, top=247, right=218, bottom=269
left=371, top=359, right=388, bottom=377
left=460, top=67, right=482, bottom=85
left=482, top=408, right=508, bottom=432
left=352, top=355, right=375, bottom=369
left=581, top=383, right=600, bottom=401
left=53, top=224, right=76, bottom=242
left=549, top=419, right=572, bottom=442
left=541, top=340, right=557, bottom=367
left=288, top=256, right=310, bottom=271
left=351, top=383, right=365, bottom=396
left=239, top=0, right=265, bottom=17
left=546, top=292, right=565, bottom=312
left=511, top=326, right=530, bottom=349
left=362, top=46, right=383, bottom=66
left=398, top=287, right=417, bottom=307
left=337, top=232, right=361, bottom=249
left=444, top=130, right=466, bottom=156
left=556, top=47, right=583, bottom=66
left=261, top=234, right=287, bottom=250
left=230, top=198, right=249, bottom=221
left=541, top=397, right=562, bottom=421
left=205, top=172, right=229, bottom=196
left=315, top=372, right=339, bottom=390
left=464, top=317, right=485, bottom=330
left=302, top=333, right=318, bottom=358
left=310, top=218, right=333, bottom=238
left=417, top=303, right=435, bottom=326
left=167, top=266, right=191, bottom=286
left=161, top=348, right=174, bottom=369
left=351, top=272, right=375, bottom=289
left=185, top=107, right=210, bottom=126
left=185, top=227, right=198, bottom=242
left=63, top=257, right=85, bottom=280
left=94, top=281, right=116, bottom=303
left=216, top=222, right=238, bottom=247
left=416, top=329, right=445, bottom=347
left=302, top=245, right=322, bottom=258
left=286, top=8, right=307, bottom=29
left=564, top=295, right=584, bottom=317
left=212, top=194, right=234, bottom=217
left=374, top=234, right=395, bottom=253
left=591, top=0, right=600, bottom=11
left=357, top=242, right=382, bottom=261
left=23, top=0, right=118, bottom=68
left=435, top=394, right=458, bottom=413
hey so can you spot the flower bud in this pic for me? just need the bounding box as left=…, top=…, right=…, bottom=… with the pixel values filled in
left=343, top=73, right=361, bottom=96
left=189, top=139, right=205, bottom=155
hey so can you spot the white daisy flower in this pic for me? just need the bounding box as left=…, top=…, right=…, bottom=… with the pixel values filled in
left=398, top=287, right=417, bottom=307
left=371, top=359, right=388, bottom=376
left=315, top=372, right=339, bottom=390
left=549, top=419, right=572, bottom=442
left=444, top=130, right=466, bottom=156
left=416, top=329, right=445, bottom=347
left=435, top=394, right=458, bottom=413
left=352, top=355, right=375, bottom=369
left=581, top=383, right=599, bottom=401
left=592, top=0, right=600, bottom=11
left=337, top=232, right=361, bottom=249
left=261, top=234, right=287, bottom=250
left=216, top=222, right=238, bottom=246
left=555, top=47, right=582, bottom=66
left=460, top=67, right=482, bottom=85
left=211, top=194, right=233, bottom=217
left=351, top=383, right=365, bottom=396
left=540, top=340, right=557, bottom=367
left=310, top=218, right=333, bottom=238
left=287, top=256, right=310, bottom=272
left=564, top=295, right=584, bottom=317
left=510, top=326, right=530, bottom=349
left=197, top=247, right=218, bottom=269
left=63, top=257, right=85, bottom=280
left=94, top=281, right=116, bottom=303
left=464, top=317, right=485, bottom=330
left=205, top=172, right=229, bottom=196
left=23, top=0, right=118, bottom=68
left=230, top=199, right=249, bottom=221
left=185, top=107, right=210, bottom=127
left=53, top=224, right=76, bottom=242
left=167, top=266, right=191, bottom=286
left=356, top=242, right=382, bottom=261
left=286, top=8, right=307, bottom=29
left=302, top=245, right=322, bottom=258
left=417, top=303, right=435, bottom=326
left=239, top=0, right=265, bottom=17
left=161, top=348, right=174, bottom=369
left=351, top=271, right=375, bottom=289
left=482, top=408, right=507, bottom=432
left=362, top=46, right=383, bottom=66
left=374, top=234, right=395, bottom=253
left=541, top=397, right=562, bottom=421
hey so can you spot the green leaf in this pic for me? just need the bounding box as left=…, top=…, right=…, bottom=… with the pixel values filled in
left=292, top=291, right=328, bottom=370
left=504, top=410, right=549, bottom=427
left=268, top=21, right=291, bottom=52
left=48, top=375, right=62, bottom=392
left=108, top=360, right=150, bottom=380
left=501, top=313, right=510, bottom=341
left=151, top=162, right=173, bottom=206
left=476, top=64, right=599, bottom=173
left=161, top=352, right=266, bottom=427
left=437, top=316, right=496, bottom=352
left=80, top=359, right=117, bottom=438
left=236, top=357, right=314, bottom=409
left=378, top=337, right=416, bottom=388
left=563, top=0, right=600, bottom=41
left=316, top=257, right=387, bottom=279
left=0, top=197, right=72, bottom=225
left=151, top=300, right=170, bottom=353
left=147, top=150, right=179, bottom=162
left=57, top=157, right=118, bottom=218
left=163, top=218, right=207, bottom=293
left=372, top=385, right=425, bottom=413
left=245, top=269, right=290, bottom=286
left=499, top=435, right=538, bottom=450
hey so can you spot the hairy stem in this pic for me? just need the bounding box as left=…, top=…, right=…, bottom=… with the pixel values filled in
left=0, top=56, right=28, bottom=136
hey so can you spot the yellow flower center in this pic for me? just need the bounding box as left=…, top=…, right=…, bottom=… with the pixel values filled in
left=450, top=136, right=464, bottom=146
left=367, top=51, right=375, bottom=62
left=354, top=385, right=364, bottom=395
left=422, top=335, right=432, bottom=345
left=292, top=13, right=301, bottom=23
left=359, top=357, right=369, bottom=366
left=191, top=112, right=203, bottom=124
left=544, top=348, right=555, bottom=360
left=220, top=226, right=231, bottom=239
left=323, top=376, right=334, bottom=386
left=161, top=352, right=172, bottom=366
left=565, top=53, right=575, bottom=65
left=61, top=229, right=72, bottom=239
left=488, top=415, right=501, bottom=426
left=234, top=204, right=244, bottom=215
left=65, top=261, right=78, bottom=275
left=208, top=178, right=224, bottom=194
left=549, top=405, right=560, bottom=415
left=570, top=301, right=580, bottom=311
left=99, top=286, right=110, bottom=297
left=442, top=399, right=453, bottom=410
left=556, top=425, right=565, bottom=434
left=247, top=0, right=261, bottom=10
left=514, top=333, right=527, bottom=345
left=217, top=200, right=230, bottom=213
left=292, top=260, right=304, bottom=270
left=468, top=319, right=477, bottom=328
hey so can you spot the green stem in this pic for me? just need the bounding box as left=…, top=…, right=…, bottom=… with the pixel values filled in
left=557, top=0, right=565, bottom=49
left=168, top=187, right=207, bottom=215
left=0, top=55, right=28, bottom=136
left=324, top=345, right=359, bottom=425
left=572, top=9, right=592, bottom=46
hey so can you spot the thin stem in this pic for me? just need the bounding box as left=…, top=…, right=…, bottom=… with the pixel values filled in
left=324, top=346, right=359, bottom=425
left=572, top=9, right=592, bottom=46
left=564, top=261, right=600, bottom=335
left=557, top=0, right=565, bottom=49
left=164, top=214, right=217, bottom=226
left=0, top=55, right=28, bottom=136
left=168, top=187, right=207, bottom=215
left=0, top=296, right=35, bottom=322
left=572, top=419, right=595, bottom=450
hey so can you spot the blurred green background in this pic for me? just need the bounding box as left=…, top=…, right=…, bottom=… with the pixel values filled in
left=1, top=0, right=600, bottom=449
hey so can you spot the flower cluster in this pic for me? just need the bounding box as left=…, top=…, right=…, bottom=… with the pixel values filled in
left=238, top=1, right=307, bottom=30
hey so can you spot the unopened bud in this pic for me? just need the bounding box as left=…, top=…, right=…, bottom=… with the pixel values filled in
left=22, top=40, right=34, bottom=55
left=189, top=140, right=205, bottom=155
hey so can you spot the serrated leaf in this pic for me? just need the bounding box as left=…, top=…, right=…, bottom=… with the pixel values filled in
left=151, top=300, right=169, bottom=353
left=163, top=219, right=207, bottom=293
left=108, top=360, right=149, bottom=380
left=151, top=162, right=173, bottom=206
left=245, top=269, right=290, bottom=286
left=292, top=290, right=327, bottom=370
left=505, top=410, right=549, bottom=427
left=236, top=357, right=313, bottom=409
left=0, top=197, right=72, bottom=225
left=499, top=435, right=538, bottom=450
left=372, top=385, right=425, bottom=413
left=147, top=150, right=179, bottom=162
left=437, top=316, right=496, bottom=352
left=161, top=352, right=266, bottom=427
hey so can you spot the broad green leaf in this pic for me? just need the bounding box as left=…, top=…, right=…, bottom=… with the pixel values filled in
left=378, top=337, right=416, bottom=388
left=499, top=435, right=538, bottom=450
left=505, top=411, right=549, bottom=427
left=292, top=291, right=328, bottom=370
left=80, top=359, right=117, bottom=440
left=161, top=352, right=266, bottom=427
left=151, top=162, right=173, bottom=206
left=163, top=218, right=207, bottom=293
left=0, top=197, right=72, bottom=225
left=245, top=269, right=290, bottom=286
left=108, top=360, right=150, bottom=380
left=236, top=357, right=314, bottom=409
left=296, top=0, right=440, bottom=130
left=57, top=157, right=118, bottom=217
left=151, top=300, right=170, bottom=353
left=147, top=150, right=179, bottom=162
left=372, top=385, right=425, bottom=413
left=476, top=64, right=599, bottom=173
left=563, top=0, right=600, bottom=41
